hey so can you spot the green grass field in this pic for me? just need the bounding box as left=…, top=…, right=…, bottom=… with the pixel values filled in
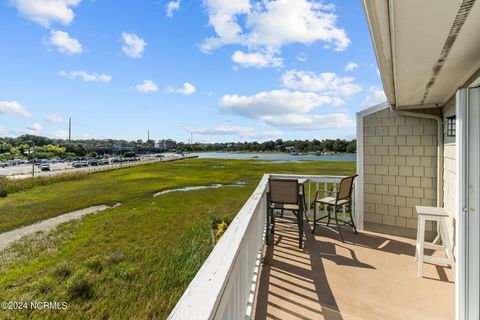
left=0, top=158, right=355, bottom=319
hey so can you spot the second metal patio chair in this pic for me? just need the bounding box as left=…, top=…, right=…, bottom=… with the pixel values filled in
left=267, top=178, right=305, bottom=248
left=312, top=175, right=358, bottom=242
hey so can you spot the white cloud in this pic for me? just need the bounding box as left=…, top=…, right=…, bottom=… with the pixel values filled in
left=281, top=70, right=362, bottom=96
left=345, top=62, right=359, bottom=72
left=201, top=0, right=350, bottom=54
left=218, top=89, right=355, bottom=131
left=135, top=80, right=158, bottom=93
left=296, top=52, right=308, bottom=62
left=219, top=89, right=343, bottom=119
left=167, top=82, right=196, bottom=95
left=262, top=113, right=355, bottom=130
left=166, top=0, right=181, bottom=17
left=10, top=0, right=80, bottom=27
left=47, top=30, right=83, bottom=55
left=188, top=125, right=256, bottom=136
left=0, top=101, right=32, bottom=118
left=361, top=87, right=387, bottom=108
left=27, top=123, right=43, bottom=132
left=201, top=0, right=250, bottom=53
left=60, top=70, right=112, bottom=82
left=188, top=125, right=282, bottom=140
left=45, top=113, right=64, bottom=123
left=231, top=50, right=282, bottom=68
left=121, top=32, right=146, bottom=58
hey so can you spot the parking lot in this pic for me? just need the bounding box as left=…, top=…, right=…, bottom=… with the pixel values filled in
left=0, top=156, right=181, bottom=179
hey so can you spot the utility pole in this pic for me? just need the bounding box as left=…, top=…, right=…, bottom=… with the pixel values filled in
left=147, top=129, right=150, bottom=142
left=29, top=140, right=35, bottom=178
left=68, top=117, right=72, bottom=141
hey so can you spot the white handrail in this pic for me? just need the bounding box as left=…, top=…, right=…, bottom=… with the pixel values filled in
left=168, top=174, right=269, bottom=320
left=269, top=173, right=346, bottom=184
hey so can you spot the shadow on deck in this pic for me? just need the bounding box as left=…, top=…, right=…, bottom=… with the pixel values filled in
left=253, top=217, right=454, bottom=320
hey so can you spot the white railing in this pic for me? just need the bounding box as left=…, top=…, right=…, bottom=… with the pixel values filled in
left=168, top=174, right=353, bottom=320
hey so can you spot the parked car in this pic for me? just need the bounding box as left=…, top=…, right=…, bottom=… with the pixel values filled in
left=71, top=162, right=82, bottom=168
left=40, top=163, right=50, bottom=171
left=99, top=158, right=110, bottom=165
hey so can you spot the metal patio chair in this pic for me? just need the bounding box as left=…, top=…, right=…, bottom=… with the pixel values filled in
left=267, top=178, right=305, bottom=248
left=311, top=175, right=358, bottom=242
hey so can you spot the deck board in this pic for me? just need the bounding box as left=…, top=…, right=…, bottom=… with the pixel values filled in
left=253, top=217, right=454, bottom=320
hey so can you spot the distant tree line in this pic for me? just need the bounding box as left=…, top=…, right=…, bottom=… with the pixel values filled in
left=0, top=135, right=157, bottom=161
left=0, top=135, right=355, bottom=161
left=177, top=139, right=356, bottom=153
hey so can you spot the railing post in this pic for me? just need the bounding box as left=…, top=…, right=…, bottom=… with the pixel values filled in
left=265, top=190, right=270, bottom=246
left=324, top=182, right=328, bottom=216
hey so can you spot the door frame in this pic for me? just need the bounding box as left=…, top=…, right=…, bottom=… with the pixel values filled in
left=456, top=87, right=480, bottom=320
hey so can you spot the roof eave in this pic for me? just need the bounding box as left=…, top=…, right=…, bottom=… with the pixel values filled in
left=356, top=101, right=389, bottom=116
left=362, top=0, right=396, bottom=106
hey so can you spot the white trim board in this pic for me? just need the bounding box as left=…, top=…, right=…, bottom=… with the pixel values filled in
left=456, top=87, right=480, bottom=320
left=355, top=102, right=389, bottom=230
left=356, top=101, right=389, bottom=116
left=355, top=113, right=365, bottom=230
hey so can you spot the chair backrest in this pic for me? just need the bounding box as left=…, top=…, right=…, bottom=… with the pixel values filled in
left=336, top=175, right=358, bottom=202
left=268, top=178, right=299, bottom=205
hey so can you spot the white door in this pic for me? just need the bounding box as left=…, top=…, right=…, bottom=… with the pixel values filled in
left=456, top=87, right=480, bottom=320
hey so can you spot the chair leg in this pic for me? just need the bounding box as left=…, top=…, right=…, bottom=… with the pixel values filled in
left=312, top=202, right=317, bottom=234
left=417, top=215, right=425, bottom=277
left=415, top=217, right=420, bottom=261
left=326, top=206, right=331, bottom=227
left=298, top=206, right=303, bottom=249
left=349, top=205, right=358, bottom=234
left=271, top=208, right=275, bottom=234
left=292, top=210, right=298, bottom=218
left=439, top=218, right=455, bottom=275
left=281, top=209, right=284, bottom=218
left=333, top=206, right=344, bottom=242
left=266, top=207, right=271, bottom=245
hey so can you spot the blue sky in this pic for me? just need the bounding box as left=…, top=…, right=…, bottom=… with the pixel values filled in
left=0, top=0, right=386, bottom=143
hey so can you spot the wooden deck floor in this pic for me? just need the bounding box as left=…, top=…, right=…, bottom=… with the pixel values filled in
left=253, top=217, right=454, bottom=320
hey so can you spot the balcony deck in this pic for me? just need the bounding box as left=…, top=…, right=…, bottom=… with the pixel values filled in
left=253, top=217, right=454, bottom=320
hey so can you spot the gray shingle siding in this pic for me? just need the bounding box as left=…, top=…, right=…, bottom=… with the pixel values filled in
left=363, top=108, right=439, bottom=234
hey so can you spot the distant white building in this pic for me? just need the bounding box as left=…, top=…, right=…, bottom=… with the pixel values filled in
left=156, top=139, right=176, bottom=150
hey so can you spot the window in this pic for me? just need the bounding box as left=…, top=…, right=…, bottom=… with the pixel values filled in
left=446, top=116, right=456, bottom=137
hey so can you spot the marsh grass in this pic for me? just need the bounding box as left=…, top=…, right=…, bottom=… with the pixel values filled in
left=0, top=158, right=355, bottom=319
left=106, top=249, right=125, bottom=265
left=0, top=172, right=88, bottom=198
left=84, top=256, right=103, bottom=273
left=53, top=261, right=72, bottom=279
left=66, top=269, right=94, bottom=299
